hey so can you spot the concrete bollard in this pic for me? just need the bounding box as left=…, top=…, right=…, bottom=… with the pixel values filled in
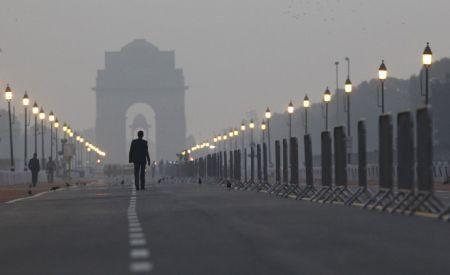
left=334, top=126, right=347, bottom=186
left=290, top=137, right=299, bottom=185
left=416, top=107, right=433, bottom=191
left=358, top=120, right=367, bottom=187
left=304, top=134, right=313, bottom=186
left=397, top=111, right=414, bottom=190
left=282, top=139, right=288, bottom=184
left=275, top=140, right=281, bottom=183
left=379, top=114, right=393, bottom=189
left=321, top=131, right=332, bottom=186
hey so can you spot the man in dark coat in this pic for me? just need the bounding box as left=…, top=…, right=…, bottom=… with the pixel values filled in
left=28, top=153, right=40, bottom=187
left=129, top=130, right=151, bottom=190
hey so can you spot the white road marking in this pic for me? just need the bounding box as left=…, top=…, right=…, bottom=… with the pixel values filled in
left=130, top=238, right=146, bottom=246
left=130, top=248, right=150, bottom=258
left=128, top=185, right=153, bottom=273
left=130, top=262, right=153, bottom=272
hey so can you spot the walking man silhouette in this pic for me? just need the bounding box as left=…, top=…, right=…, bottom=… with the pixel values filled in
left=129, top=130, right=151, bottom=190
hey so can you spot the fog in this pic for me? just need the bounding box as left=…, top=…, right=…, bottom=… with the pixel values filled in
left=1, top=0, right=449, bottom=143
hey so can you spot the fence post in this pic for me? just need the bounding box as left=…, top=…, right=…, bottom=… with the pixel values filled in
left=290, top=137, right=299, bottom=185
left=282, top=139, right=288, bottom=184
left=358, top=120, right=367, bottom=187
left=275, top=140, right=281, bottom=183
left=321, top=131, right=332, bottom=186
left=304, top=134, right=313, bottom=186
left=334, top=126, right=347, bottom=186
left=379, top=114, right=393, bottom=189
left=417, top=107, right=433, bottom=191
left=397, top=111, right=414, bottom=191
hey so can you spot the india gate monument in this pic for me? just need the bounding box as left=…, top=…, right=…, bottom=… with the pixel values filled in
left=94, top=39, right=187, bottom=163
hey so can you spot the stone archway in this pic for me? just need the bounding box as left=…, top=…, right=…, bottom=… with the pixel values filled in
left=94, top=39, right=187, bottom=163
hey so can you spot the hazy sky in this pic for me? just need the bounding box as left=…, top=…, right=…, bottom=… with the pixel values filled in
left=1, top=0, right=449, bottom=141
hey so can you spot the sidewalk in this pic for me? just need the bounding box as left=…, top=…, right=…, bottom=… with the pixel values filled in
left=0, top=180, right=95, bottom=203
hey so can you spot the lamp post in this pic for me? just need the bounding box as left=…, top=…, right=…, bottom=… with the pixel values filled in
left=378, top=60, right=387, bottom=113
left=80, top=137, right=84, bottom=169
left=233, top=128, right=239, bottom=150
left=303, top=94, right=310, bottom=134
left=54, top=119, right=59, bottom=163
left=39, top=108, right=46, bottom=167
left=323, top=87, right=332, bottom=131
left=287, top=101, right=294, bottom=139
left=76, top=135, right=81, bottom=168
left=48, top=111, right=55, bottom=160
left=265, top=107, right=272, bottom=165
left=261, top=120, right=267, bottom=144
left=32, top=102, right=39, bottom=155
left=23, top=92, right=30, bottom=171
left=249, top=120, right=255, bottom=149
left=5, top=85, right=14, bottom=171
left=345, top=77, right=352, bottom=136
left=422, top=42, right=432, bottom=105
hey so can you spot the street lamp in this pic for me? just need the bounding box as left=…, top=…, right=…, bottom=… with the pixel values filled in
left=303, top=94, right=310, bottom=134
left=287, top=101, right=294, bottom=139
left=233, top=128, right=239, bottom=150
left=23, top=92, right=30, bottom=171
left=265, top=107, right=272, bottom=164
left=323, top=87, right=332, bottom=131
left=378, top=60, right=387, bottom=113
left=32, top=102, right=39, bottom=155
left=39, top=108, right=46, bottom=166
left=422, top=42, right=432, bottom=105
left=54, top=119, right=59, bottom=163
left=49, top=111, right=55, bottom=160
left=261, top=120, right=267, bottom=144
left=345, top=77, right=352, bottom=136
left=249, top=120, right=255, bottom=149
left=5, top=85, right=14, bottom=171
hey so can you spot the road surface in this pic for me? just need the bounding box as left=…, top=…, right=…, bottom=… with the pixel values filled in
left=0, top=179, right=449, bottom=275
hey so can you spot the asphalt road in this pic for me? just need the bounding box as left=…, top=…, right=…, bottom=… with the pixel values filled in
left=0, top=178, right=449, bottom=275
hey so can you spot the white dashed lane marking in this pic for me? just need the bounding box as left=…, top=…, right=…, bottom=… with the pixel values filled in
left=127, top=185, right=153, bottom=273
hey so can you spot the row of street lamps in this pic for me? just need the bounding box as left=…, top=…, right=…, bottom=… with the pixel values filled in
left=182, top=43, right=433, bottom=160
left=3, top=84, right=106, bottom=172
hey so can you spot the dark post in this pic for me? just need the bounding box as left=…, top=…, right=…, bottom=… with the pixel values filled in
left=275, top=140, right=281, bottom=183
left=304, top=134, right=313, bottom=186
left=379, top=114, right=393, bottom=189
left=250, top=146, right=255, bottom=182
left=416, top=107, right=433, bottom=191
left=321, top=131, right=332, bottom=186
left=219, top=152, right=222, bottom=178
left=282, top=139, right=288, bottom=183
left=229, top=150, right=234, bottom=181
left=244, top=148, right=248, bottom=182
left=334, top=126, right=347, bottom=186
left=397, top=112, right=414, bottom=190
left=257, top=144, right=262, bottom=182
left=224, top=151, right=228, bottom=179
left=290, top=137, right=299, bottom=185
left=358, top=120, right=367, bottom=187
left=263, top=143, right=268, bottom=183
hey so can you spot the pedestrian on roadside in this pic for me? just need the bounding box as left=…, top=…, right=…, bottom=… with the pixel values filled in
left=46, top=157, right=56, bottom=183
left=28, top=153, right=40, bottom=187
